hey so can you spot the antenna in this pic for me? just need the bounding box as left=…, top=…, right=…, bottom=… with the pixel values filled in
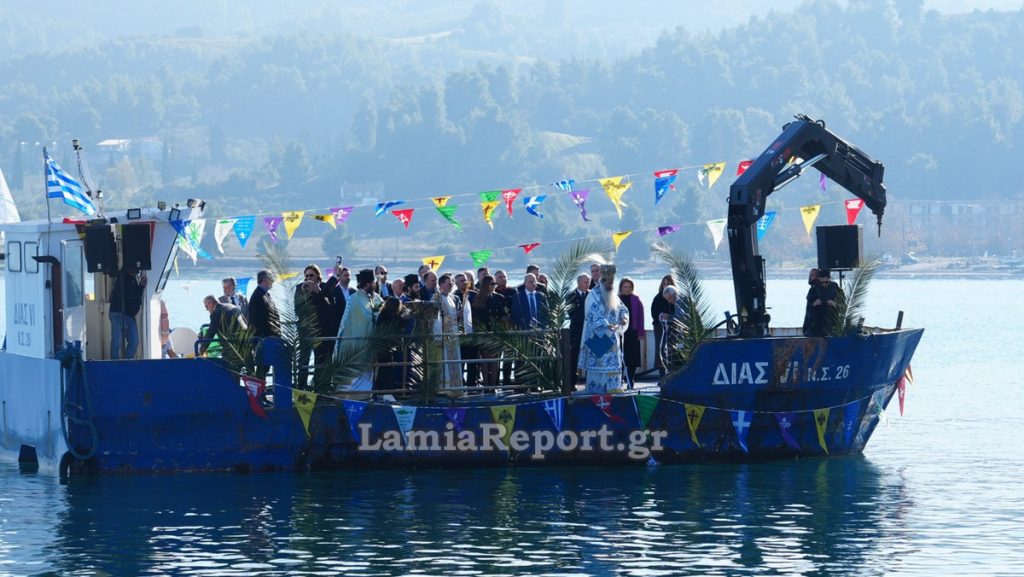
left=72, top=139, right=104, bottom=217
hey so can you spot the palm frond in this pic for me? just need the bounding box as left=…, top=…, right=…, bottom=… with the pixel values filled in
left=830, top=257, right=882, bottom=336
left=651, top=241, right=717, bottom=366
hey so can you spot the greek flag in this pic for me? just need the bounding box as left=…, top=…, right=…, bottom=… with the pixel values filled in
left=44, top=148, right=95, bottom=216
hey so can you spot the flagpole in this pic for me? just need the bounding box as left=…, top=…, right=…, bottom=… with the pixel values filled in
left=44, top=147, right=52, bottom=224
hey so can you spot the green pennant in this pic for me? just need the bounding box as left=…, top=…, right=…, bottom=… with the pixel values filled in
left=470, top=250, right=493, bottom=268
left=436, top=205, right=462, bottom=230
left=479, top=190, right=500, bottom=203
left=634, top=395, right=659, bottom=429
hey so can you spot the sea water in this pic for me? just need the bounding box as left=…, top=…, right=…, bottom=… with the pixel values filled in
left=0, top=277, right=1022, bottom=576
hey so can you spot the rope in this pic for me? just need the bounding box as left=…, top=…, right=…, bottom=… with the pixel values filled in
left=57, top=343, right=98, bottom=461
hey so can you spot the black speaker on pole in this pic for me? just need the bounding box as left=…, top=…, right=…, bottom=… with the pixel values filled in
left=816, top=225, right=863, bottom=271
left=121, top=223, right=152, bottom=271
left=84, top=225, right=118, bottom=273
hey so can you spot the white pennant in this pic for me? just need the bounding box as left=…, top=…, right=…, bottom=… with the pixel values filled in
left=213, top=218, right=237, bottom=254
left=392, top=405, right=417, bottom=442
left=707, top=218, right=727, bottom=251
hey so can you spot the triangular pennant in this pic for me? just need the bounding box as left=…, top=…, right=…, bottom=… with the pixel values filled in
left=436, top=205, right=461, bottom=230
left=280, top=271, right=299, bottom=281
left=591, top=395, right=625, bottom=423
left=313, top=207, right=352, bottom=230
left=312, top=213, right=336, bottom=229
left=293, top=389, right=318, bottom=436
left=236, top=277, right=251, bottom=297
left=683, top=403, right=706, bottom=447
left=813, top=408, right=830, bottom=454
left=422, top=255, right=445, bottom=271
left=479, top=190, right=500, bottom=203
left=481, top=200, right=499, bottom=229
left=569, top=189, right=591, bottom=222
left=611, top=231, right=632, bottom=251
left=653, top=169, right=678, bottom=205
left=343, top=400, right=367, bottom=441
left=501, top=188, right=521, bottom=217
left=543, top=398, right=564, bottom=432
left=431, top=196, right=452, bottom=208
left=904, top=364, right=914, bottom=386
left=700, top=162, right=727, bottom=188
left=633, top=395, right=659, bottom=429
left=736, top=160, right=753, bottom=175
left=599, top=176, right=631, bottom=219
left=240, top=376, right=268, bottom=419
left=282, top=210, right=305, bottom=239
left=213, top=218, right=237, bottom=254
left=519, top=243, right=540, bottom=254
left=756, top=211, right=777, bottom=241
left=392, top=208, right=415, bottom=229
left=842, top=400, right=861, bottom=446
left=522, top=195, right=547, bottom=219
left=172, top=220, right=198, bottom=263
left=657, top=224, right=681, bottom=237
left=845, top=199, right=864, bottom=225
left=489, top=405, right=517, bottom=448
left=392, top=405, right=417, bottom=442
left=775, top=412, right=800, bottom=450
left=232, top=216, right=256, bottom=249
left=819, top=172, right=827, bottom=192
left=263, top=216, right=283, bottom=243
left=444, top=407, right=468, bottom=433
left=707, top=218, right=727, bottom=250
left=470, top=250, right=492, bottom=268
left=897, top=376, right=907, bottom=416
left=800, top=205, right=821, bottom=237
left=730, top=410, right=752, bottom=453
left=553, top=179, right=575, bottom=192
left=375, top=200, right=405, bottom=217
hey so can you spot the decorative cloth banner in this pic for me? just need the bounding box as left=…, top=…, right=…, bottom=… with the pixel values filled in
left=845, top=199, right=864, bottom=225
left=736, top=160, right=753, bottom=175
left=375, top=200, right=405, bottom=217
left=392, top=209, right=414, bottom=229
left=444, top=407, right=468, bottom=432
left=553, top=179, right=575, bottom=192
left=501, top=189, right=521, bottom=217
left=800, top=205, right=821, bottom=236
left=236, top=277, right=251, bottom=297
left=842, top=400, right=861, bottom=446
left=213, top=218, right=237, bottom=254
left=634, top=395, right=659, bottom=429
left=897, top=376, right=907, bottom=416
left=436, top=205, right=461, bottom=230
left=280, top=272, right=299, bottom=281
left=470, top=250, right=492, bottom=268
left=293, top=389, right=318, bottom=436
left=431, top=196, right=451, bottom=208
left=569, top=189, right=591, bottom=222
left=813, top=408, right=830, bottom=454
left=172, top=220, right=212, bottom=262
left=490, top=405, right=517, bottom=447
left=393, top=406, right=417, bottom=443
left=523, top=195, right=547, bottom=219
left=905, top=364, right=914, bottom=386
left=730, top=410, right=752, bottom=453
left=591, top=395, right=625, bottom=423
left=233, top=216, right=256, bottom=249
left=756, top=211, right=777, bottom=241
left=282, top=210, right=305, bottom=239
left=481, top=200, right=499, bottom=229
left=612, top=231, right=632, bottom=251
left=187, top=220, right=212, bottom=260
left=653, top=169, right=678, bottom=205
left=343, top=400, right=367, bottom=440
left=241, top=376, right=268, bottom=420
left=707, top=218, right=727, bottom=251
left=599, top=176, right=631, bottom=219
left=519, top=243, right=540, bottom=254
left=422, top=255, right=445, bottom=271
left=819, top=172, right=827, bottom=192
left=313, top=206, right=353, bottom=229
left=699, top=162, right=726, bottom=188
left=263, top=216, right=283, bottom=242
left=479, top=190, right=500, bottom=203
left=684, top=403, right=706, bottom=447
left=775, top=412, right=800, bottom=450
left=543, top=398, right=564, bottom=432
left=658, top=224, right=681, bottom=237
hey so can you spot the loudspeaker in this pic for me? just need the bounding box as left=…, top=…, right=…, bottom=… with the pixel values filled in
left=84, top=225, right=118, bottom=273
left=817, top=225, right=863, bottom=271
left=121, top=223, right=152, bottom=271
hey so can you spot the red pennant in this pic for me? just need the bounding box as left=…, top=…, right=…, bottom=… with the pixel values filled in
left=241, top=376, right=268, bottom=419
left=896, top=376, right=906, bottom=416
left=736, top=160, right=753, bottom=175
left=590, top=395, right=625, bottom=423
left=392, top=208, right=415, bottom=229
left=62, top=217, right=88, bottom=225
left=845, top=199, right=864, bottom=225
left=519, top=242, right=540, bottom=254
left=501, top=188, right=521, bottom=217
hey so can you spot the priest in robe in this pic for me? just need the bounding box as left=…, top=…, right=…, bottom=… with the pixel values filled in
left=577, top=264, right=629, bottom=394
left=335, top=269, right=377, bottom=391
left=435, top=273, right=464, bottom=390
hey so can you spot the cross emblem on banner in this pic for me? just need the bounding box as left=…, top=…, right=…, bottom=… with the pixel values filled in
left=427, top=259, right=440, bottom=269
left=816, top=412, right=827, bottom=426
left=498, top=409, right=513, bottom=425
left=687, top=408, right=700, bottom=426
left=296, top=392, right=310, bottom=405
left=595, top=396, right=610, bottom=412
left=346, top=403, right=361, bottom=422
left=732, top=411, right=751, bottom=436
left=780, top=417, right=791, bottom=430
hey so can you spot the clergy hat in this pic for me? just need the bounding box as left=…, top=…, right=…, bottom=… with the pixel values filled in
left=356, top=268, right=374, bottom=286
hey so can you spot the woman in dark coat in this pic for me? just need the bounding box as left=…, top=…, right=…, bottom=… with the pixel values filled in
left=471, top=276, right=507, bottom=388
left=649, top=275, right=675, bottom=377
left=374, top=297, right=406, bottom=392
left=618, top=277, right=645, bottom=389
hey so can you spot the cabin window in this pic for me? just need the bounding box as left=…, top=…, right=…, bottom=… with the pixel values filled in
left=5, top=241, right=21, bottom=272
left=64, top=245, right=84, bottom=308
left=24, top=242, right=38, bottom=274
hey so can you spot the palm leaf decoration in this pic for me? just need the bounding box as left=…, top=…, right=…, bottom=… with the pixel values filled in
left=651, top=241, right=717, bottom=367
left=829, top=256, right=881, bottom=336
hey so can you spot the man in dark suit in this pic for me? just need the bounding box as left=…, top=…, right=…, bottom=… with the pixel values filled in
left=330, top=267, right=355, bottom=325
left=200, top=295, right=247, bottom=355
left=567, top=273, right=590, bottom=374
left=247, top=269, right=280, bottom=338
left=511, top=273, right=549, bottom=330
left=493, top=269, right=518, bottom=386
left=294, top=264, right=341, bottom=387
left=515, top=264, right=548, bottom=294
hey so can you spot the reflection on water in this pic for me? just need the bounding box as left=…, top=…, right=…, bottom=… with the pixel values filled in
left=0, top=458, right=917, bottom=576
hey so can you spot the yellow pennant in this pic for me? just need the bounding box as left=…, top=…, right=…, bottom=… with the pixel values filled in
left=813, top=408, right=830, bottom=454
left=293, top=389, right=319, bottom=437
left=432, top=196, right=451, bottom=208
left=489, top=405, right=517, bottom=448
left=599, top=176, right=631, bottom=219
left=280, top=271, right=299, bottom=281
left=683, top=403, right=706, bottom=447
left=481, top=200, right=499, bottom=228
left=172, top=254, right=179, bottom=276
left=701, top=162, right=727, bottom=189
left=282, top=210, right=305, bottom=239
left=422, top=255, right=445, bottom=271
left=312, top=213, right=337, bottom=229
left=800, top=205, right=821, bottom=236
left=612, top=230, right=632, bottom=251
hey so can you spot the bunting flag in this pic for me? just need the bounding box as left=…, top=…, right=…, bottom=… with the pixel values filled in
left=699, top=162, right=726, bottom=188
left=481, top=200, right=499, bottom=228
left=553, top=179, right=575, bottom=192
left=501, top=188, right=521, bottom=217
left=313, top=207, right=353, bottom=229
left=282, top=210, right=305, bottom=239
left=444, top=407, right=468, bottom=433
left=730, top=410, right=752, bottom=453
left=422, top=255, right=445, bottom=271
left=213, top=218, right=237, bottom=254
left=845, top=199, right=864, bottom=224
left=470, top=250, right=493, bottom=268
left=519, top=243, right=540, bottom=254
left=479, top=190, right=500, bottom=203
left=756, top=211, right=777, bottom=241
left=280, top=272, right=299, bottom=281
left=653, top=169, right=678, bottom=205
left=683, top=403, right=706, bottom=447
left=293, top=389, right=318, bottom=436
left=392, top=208, right=414, bottom=229
left=173, top=254, right=179, bottom=276
left=489, top=405, right=517, bottom=448
left=189, top=221, right=212, bottom=260
left=819, top=172, right=827, bottom=192
left=800, top=205, right=821, bottom=236
left=236, top=277, right=251, bottom=297
left=172, top=220, right=198, bottom=263
left=904, top=364, right=914, bottom=386
left=657, top=224, right=681, bottom=237
left=523, top=195, right=547, bottom=218
left=591, top=395, right=625, bottom=423
left=543, top=398, right=564, bottom=432
left=240, top=376, right=268, bottom=420
left=343, top=400, right=367, bottom=441
left=375, top=200, right=405, bottom=217
left=813, top=408, right=830, bottom=454
left=599, top=176, right=631, bottom=219
left=707, top=218, right=727, bottom=250
left=263, top=216, right=283, bottom=242
left=436, top=205, right=462, bottom=230
left=233, top=216, right=256, bottom=249
left=431, top=196, right=452, bottom=208
left=897, top=376, right=907, bottom=416
left=612, top=231, right=632, bottom=251
left=634, top=395, right=659, bottom=429
left=569, top=189, right=591, bottom=222
left=392, top=406, right=417, bottom=443
left=842, top=400, right=861, bottom=446
left=736, top=160, right=753, bottom=175
left=775, top=412, right=800, bottom=450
